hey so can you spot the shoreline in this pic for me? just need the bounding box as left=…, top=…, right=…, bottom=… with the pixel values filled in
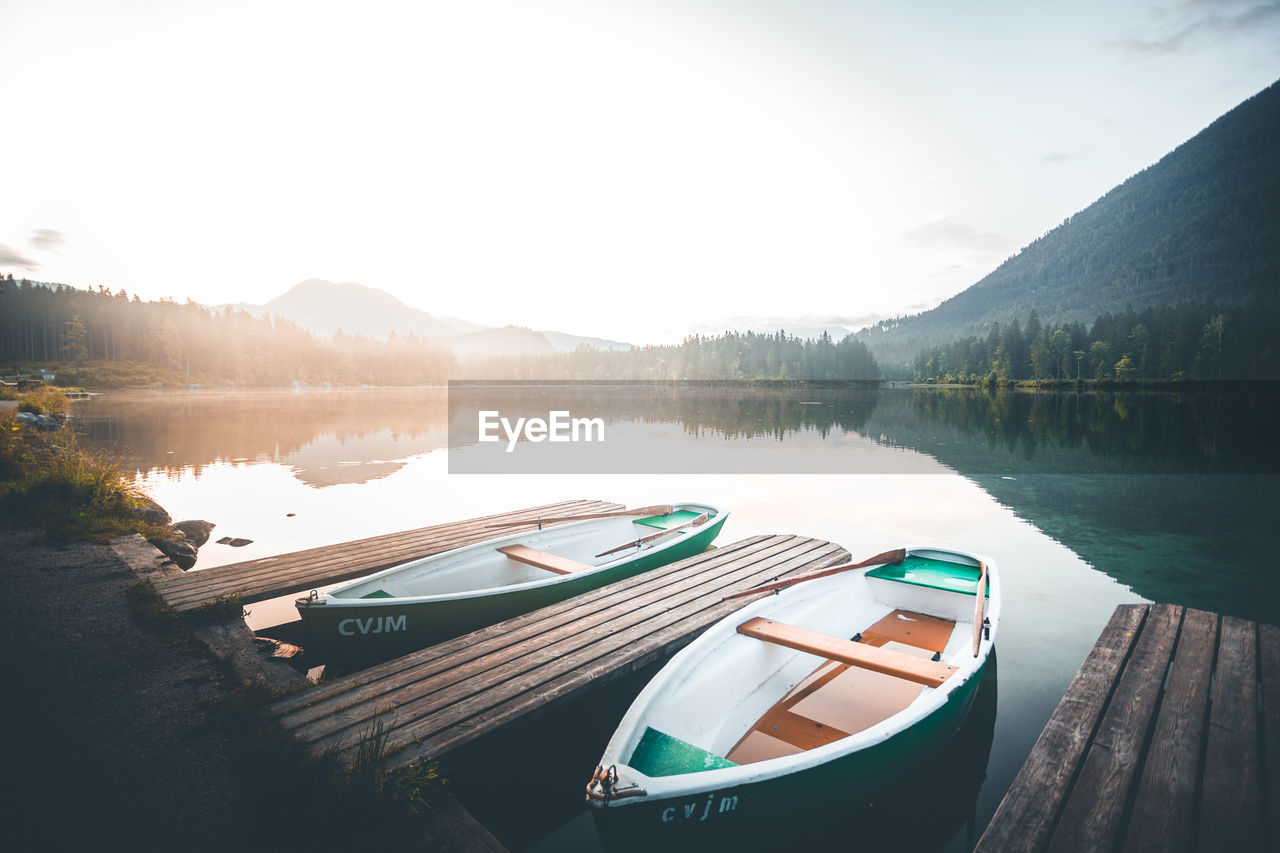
left=0, top=528, right=505, bottom=852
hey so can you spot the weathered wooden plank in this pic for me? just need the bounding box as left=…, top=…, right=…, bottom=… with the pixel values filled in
left=736, top=616, right=957, bottom=687
left=154, top=500, right=611, bottom=601
left=281, top=537, right=817, bottom=739
left=974, top=603, right=1149, bottom=853
left=1121, top=608, right=1218, bottom=853
left=1048, top=604, right=1182, bottom=852
left=156, top=499, right=613, bottom=601
left=1261, top=623, right=1280, bottom=848
left=297, top=537, right=846, bottom=755
left=269, top=536, right=775, bottom=720
left=1198, top=617, right=1262, bottom=851
left=495, top=544, right=591, bottom=575
left=154, top=500, right=619, bottom=609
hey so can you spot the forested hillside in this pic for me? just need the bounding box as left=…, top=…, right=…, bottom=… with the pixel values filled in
left=0, top=279, right=878, bottom=384
left=860, top=80, right=1280, bottom=368
left=911, top=303, right=1278, bottom=382
left=0, top=279, right=458, bottom=386
left=460, top=329, right=880, bottom=381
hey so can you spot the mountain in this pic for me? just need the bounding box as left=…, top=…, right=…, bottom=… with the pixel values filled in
left=446, top=325, right=556, bottom=359
left=858, top=79, right=1280, bottom=367
left=225, top=279, right=470, bottom=339
left=542, top=331, right=633, bottom=353
left=225, top=281, right=635, bottom=355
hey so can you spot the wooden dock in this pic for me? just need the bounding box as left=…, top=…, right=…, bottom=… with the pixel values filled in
left=976, top=603, right=1279, bottom=852
left=268, top=534, right=849, bottom=772
left=151, top=499, right=623, bottom=612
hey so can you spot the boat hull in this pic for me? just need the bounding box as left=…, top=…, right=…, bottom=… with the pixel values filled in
left=591, top=657, right=985, bottom=850
left=299, top=511, right=726, bottom=665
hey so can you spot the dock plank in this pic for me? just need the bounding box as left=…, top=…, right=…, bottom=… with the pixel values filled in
left=1261, top=623, right=1280, bottom=846
left=152, top=499, right=621, bottom=611
left=1122, top=608, right=1218, bottom=853
left=974, top=604, right=1148, bottom=853
left=1048, top=603, right=1182, bottom=852
left=269, top=534, right=850, bottom=770
left=1198, top=616, right=1262, bottom=851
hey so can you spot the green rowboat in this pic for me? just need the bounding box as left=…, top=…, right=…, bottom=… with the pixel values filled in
left=586, top=545, right=998, bottom=849
left=296, top=502, right=728, bottom=665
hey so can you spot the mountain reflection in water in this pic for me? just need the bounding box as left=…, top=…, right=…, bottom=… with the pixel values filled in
left=75, top=388, right=449, bottom=487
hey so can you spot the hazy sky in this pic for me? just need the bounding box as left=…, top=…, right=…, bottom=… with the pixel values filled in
left=2, top=1, right=1277, bottom=344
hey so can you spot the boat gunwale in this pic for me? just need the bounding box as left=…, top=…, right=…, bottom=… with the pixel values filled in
left=590, top=544, right=1001, bottom=806
left=307, top=502, right=728, bottom=608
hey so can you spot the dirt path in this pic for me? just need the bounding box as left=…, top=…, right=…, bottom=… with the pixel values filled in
left=0, top=531, right=251, bottom=851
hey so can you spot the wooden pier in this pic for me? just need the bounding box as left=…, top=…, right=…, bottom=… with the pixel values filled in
left=268, top=534, right=849, bottom=772
left=151, top=499, right=623, bottom=612
left=976, top=603, right=1279, bottom=852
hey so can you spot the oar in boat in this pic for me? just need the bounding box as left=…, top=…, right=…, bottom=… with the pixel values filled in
left=721, top=548, right=907, bottom=601
left=973, top=561, right=988, bottom=656
left=484, top=504, right=675, bottom=530
left=595, top=512, right=710, bottom=558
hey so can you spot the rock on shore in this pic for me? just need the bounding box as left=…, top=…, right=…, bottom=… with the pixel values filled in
left=171, top=519, right=215, bottom=547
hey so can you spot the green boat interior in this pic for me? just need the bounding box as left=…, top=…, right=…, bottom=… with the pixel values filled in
left=866, top=554, right=989, bottom=596
left=635, top=509, right=704, bottom=530
left=629, top=727, right=739, bottom=777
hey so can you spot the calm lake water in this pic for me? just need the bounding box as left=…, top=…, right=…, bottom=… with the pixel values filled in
left=74, top=385, right=1279, bottom=852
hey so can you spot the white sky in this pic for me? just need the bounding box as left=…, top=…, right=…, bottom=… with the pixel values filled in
left=1, top=0, right=1278, bottom=344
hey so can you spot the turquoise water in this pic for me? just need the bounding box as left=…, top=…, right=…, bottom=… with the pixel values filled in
left=73, top=385, right=1279, bottom=851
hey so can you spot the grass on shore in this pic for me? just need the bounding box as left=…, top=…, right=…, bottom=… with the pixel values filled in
left=0, top=388, right=164, bottom=542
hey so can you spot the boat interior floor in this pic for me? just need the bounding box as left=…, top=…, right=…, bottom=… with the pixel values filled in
left=726, top=609, right=956, bottom=765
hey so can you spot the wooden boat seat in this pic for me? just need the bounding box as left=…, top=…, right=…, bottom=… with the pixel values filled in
left=497, top=544, right=592, bottom=575
left=737, top=617, right=957, bottom=688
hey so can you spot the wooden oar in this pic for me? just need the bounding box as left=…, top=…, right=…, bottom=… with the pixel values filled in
left=484, top=504, right=674, bottom=530
left=595, top=512, right=709, bottom=558
left=972, top=561, right=988, bottom=657
left=721, top=548, right=907, bottom=601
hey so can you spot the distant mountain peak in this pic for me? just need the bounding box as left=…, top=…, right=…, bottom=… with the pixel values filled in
left=231, top=279, right=471, bottom=340
left=227, top=279, right=635, bottom=354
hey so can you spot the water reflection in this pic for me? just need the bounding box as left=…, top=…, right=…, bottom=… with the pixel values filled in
left=72, top=384, right=1280, bottom=619
left=75, top=385, right=1279, bottom=480
left=76, top=389, right=448, bottom=487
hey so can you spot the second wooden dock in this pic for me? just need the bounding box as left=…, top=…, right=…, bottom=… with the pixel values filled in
left=977, top=602, right=1279, bottom=852
left=268, top=533, right=849, bottom=772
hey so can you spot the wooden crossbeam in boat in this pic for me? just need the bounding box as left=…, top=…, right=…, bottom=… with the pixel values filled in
left=737, top=617, right=957, bottom=688
left=497, top=544, right=592, bottom=575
